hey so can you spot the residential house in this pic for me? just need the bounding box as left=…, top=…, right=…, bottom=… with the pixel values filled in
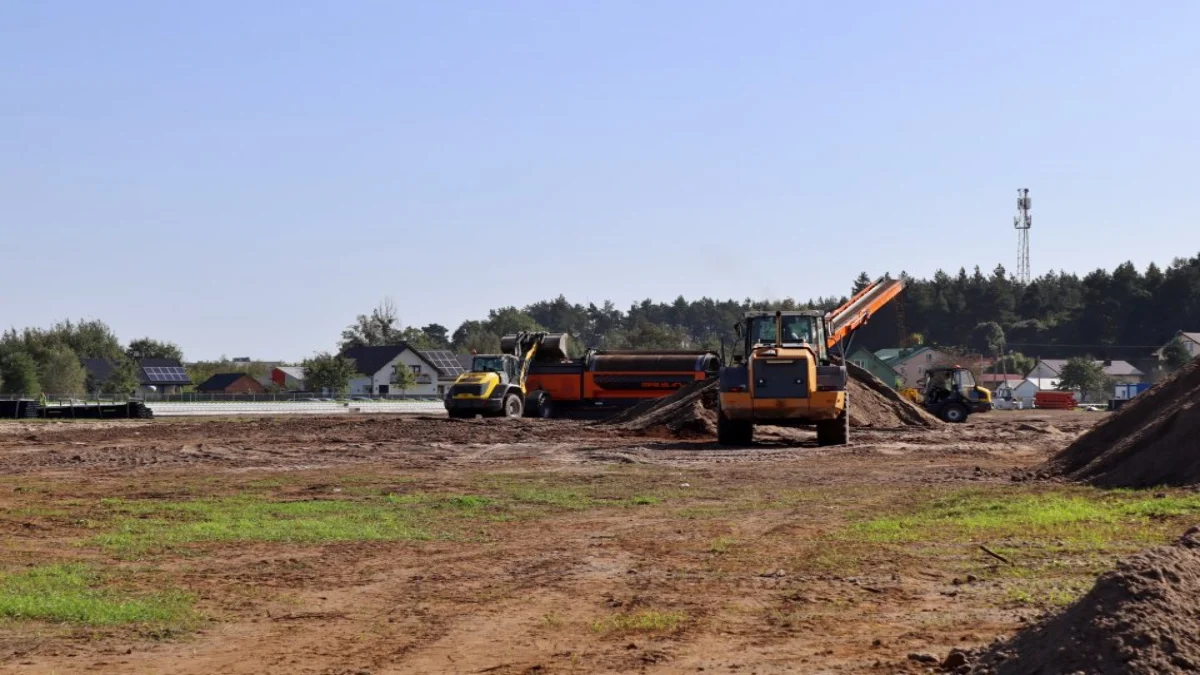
left=342, top=345, right=465, bottom=397
left=81, top=357, right=192, bottom=396
left=1011, top=378, right=1066, bottom=404
left=847, top=347, right=900, bottom=387
left=876, top=347, right=955, bottom=389
left=1154, top=331, right=1200, bottom=360
left=195, top=373, right=266, bottom=394
left=991, top=378, right=1024, bottom=401
left=978, top=373, right=1022, bottom=393
left=1027, top=359, right=1144, bottom=385
left=270, top=366, right=307, bottom=391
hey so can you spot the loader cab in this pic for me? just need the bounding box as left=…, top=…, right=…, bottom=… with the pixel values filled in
left=920, top=366, right=993, bottom=422
left=471, top=354, right=521, bottom=384
left=741, top=311, right=829, bottom=363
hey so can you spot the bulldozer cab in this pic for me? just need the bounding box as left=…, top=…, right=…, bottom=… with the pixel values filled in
left=741, top=311, right=829, bottom=362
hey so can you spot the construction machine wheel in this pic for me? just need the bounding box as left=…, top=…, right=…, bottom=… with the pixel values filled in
left=816, top=405, right=850, bottom=447
left=717, top=410, right=753, bottom=446
left=502, top=393, right=524, bottom=418
left=938, top=402, right=969, bottom=423
left=537, top=396, right=553, bottom=419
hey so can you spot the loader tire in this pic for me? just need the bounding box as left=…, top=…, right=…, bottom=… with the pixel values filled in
left=717, top=410, right=753, bottom=446
left=939, top=402, right=969, bottom=423
left=502, top=393, right=524, bottom=418
left=817, top=402, right=850, bottom=447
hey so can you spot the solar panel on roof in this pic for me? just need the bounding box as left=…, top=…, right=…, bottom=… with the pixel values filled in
left=421, top=351, right=464, bottom=374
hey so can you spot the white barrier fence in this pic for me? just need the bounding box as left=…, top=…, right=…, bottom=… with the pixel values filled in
left=148, top=401, right=447, bottom=417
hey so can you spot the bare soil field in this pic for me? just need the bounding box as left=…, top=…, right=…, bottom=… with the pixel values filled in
left=1, top=411, right=1196, bottom=674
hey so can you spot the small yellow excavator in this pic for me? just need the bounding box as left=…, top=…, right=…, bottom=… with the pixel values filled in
left=444, top=332, right=568, bottom=418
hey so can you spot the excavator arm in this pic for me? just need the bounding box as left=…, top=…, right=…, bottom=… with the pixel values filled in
left=825, top=277, right=906, bottom=350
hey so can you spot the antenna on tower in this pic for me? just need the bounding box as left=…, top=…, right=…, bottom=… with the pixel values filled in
left=1013, top=188, right=1032, bottom=284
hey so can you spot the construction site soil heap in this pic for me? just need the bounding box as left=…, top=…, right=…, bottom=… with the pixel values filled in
left=1040, top=357, right=1200, bottom=488
left=965, top=525, right=1200, bottom=675
left=598, top=362, right=939, bottom=437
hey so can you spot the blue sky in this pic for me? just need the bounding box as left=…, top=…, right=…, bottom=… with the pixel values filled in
left=3, top=1, right=1197, bottom=361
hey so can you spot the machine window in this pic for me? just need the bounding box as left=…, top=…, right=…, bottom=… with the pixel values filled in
left=472, top=356, right=505, bottom=372
left=781, top=316, right=814, bottom=344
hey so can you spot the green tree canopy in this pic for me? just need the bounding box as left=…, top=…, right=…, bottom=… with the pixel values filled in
left=40, top=347, right=87, bottom=396
left=1162, top=336, right=1194, bottom=372
left=0, top=352, right=41, bottom=396
left=1056, top=357, right=1110, bottom=400
left=340, top=298, right=404, bottom=350
left=391, top=363, right=419, bottom=394
left=303, top=353, right=358, bottom=396
left=126, top=338, right=184, bottom=362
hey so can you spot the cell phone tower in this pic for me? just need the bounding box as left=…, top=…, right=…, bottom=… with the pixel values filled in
left=1013, top=188, right=1032, bottom=284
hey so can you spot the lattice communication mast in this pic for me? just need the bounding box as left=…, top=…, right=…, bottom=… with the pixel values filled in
left=1013, top=188, right=1032, bottom=284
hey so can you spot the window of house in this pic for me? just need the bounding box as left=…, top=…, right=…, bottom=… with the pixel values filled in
left=410, top=365, right=421, bottom=374
left=926, top=353, right=932, bottom=361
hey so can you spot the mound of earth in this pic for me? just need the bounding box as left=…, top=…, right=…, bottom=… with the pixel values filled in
left=599, top=363, right=939, bottom=436
left=1040, top=357, right=1200, bottom=487
left=967, top=526, right=1200, bottom=675
left=844, top=362, right=941, bottom=428
left=599, top=379, right=718, bottom=437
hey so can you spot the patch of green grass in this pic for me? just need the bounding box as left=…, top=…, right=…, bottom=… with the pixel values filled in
left=847, top=489, right=1200, bottom=546
left=0, top=564, right=194, bottom=626
left=92, top=496, right=433, bottom=556
left=631, top=496, right=661, bottom=506
left=591, top=610, right=686, bottom=634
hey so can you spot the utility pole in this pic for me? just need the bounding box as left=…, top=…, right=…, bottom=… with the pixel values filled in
left=1013, top=188, right=1032, bottom=284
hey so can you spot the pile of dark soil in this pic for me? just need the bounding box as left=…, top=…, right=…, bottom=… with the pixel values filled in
left=966, top=526, right=1200, bottom=675
left=598, top=364, right=939, bottom=437
left=599, top=379, right=718, bottom=437
left=1040, top=357, right=1200, bottom=487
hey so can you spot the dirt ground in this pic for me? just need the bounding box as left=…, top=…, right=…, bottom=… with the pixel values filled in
left=0, top=410, right=1154, bottom=674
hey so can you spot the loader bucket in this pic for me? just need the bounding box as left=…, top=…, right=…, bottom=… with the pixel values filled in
left=499, top=332, right=571, bottom=361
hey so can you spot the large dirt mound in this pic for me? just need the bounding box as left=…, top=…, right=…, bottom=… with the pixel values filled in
left=844, top=362, right=941, bottom=428
left=1040, top=357, right=1200, bottom=487
left=968, top=526, right=1200, bottom=675
left=598, top=364, right=939, bottom=436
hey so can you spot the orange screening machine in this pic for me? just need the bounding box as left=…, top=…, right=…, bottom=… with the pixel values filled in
left=514, top=344, right=719, bottom=418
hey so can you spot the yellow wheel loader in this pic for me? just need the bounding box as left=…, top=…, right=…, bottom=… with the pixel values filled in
left=444, top=332, right=568, bottom=419
left=716, top=310, right=850, bottom=446
left=715, top=276, right=906, bottom=446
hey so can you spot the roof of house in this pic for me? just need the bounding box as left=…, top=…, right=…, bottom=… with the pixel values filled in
left=341, top=344, right=447, bottom=378
left=81, top=358, right=116, bottom=384
left=196, top=373, right=256, bottom=391
left=1034, top=359, right=1143, bottom=377
left=137, top=358, right=191, bottom=386
left=342, top=345, right=408, bottom=377
left=275, top=366, right=306, bottom=379
left=80, top=357, right=190, bottom=386
left=1181, top=332, right=1200, bottom=344
left=416, top=350, right=465, bottom=378
left=1018, top=377, right=1060, bottom=391
left=849, top=346, right=896, bottom=369
left=875, top=346, right=939, bottom=366
left=456, top=354, right=474, bottom=371
left=978, top=373, right=1018, bottom=383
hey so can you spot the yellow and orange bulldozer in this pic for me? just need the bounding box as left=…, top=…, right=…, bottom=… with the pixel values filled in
left=715, top=277, right=905, bottom=445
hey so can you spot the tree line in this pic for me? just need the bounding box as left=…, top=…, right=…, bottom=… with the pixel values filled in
left=0, top=321, right=182, bottom=397
left=335, top=253, right=1200, bottom=375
